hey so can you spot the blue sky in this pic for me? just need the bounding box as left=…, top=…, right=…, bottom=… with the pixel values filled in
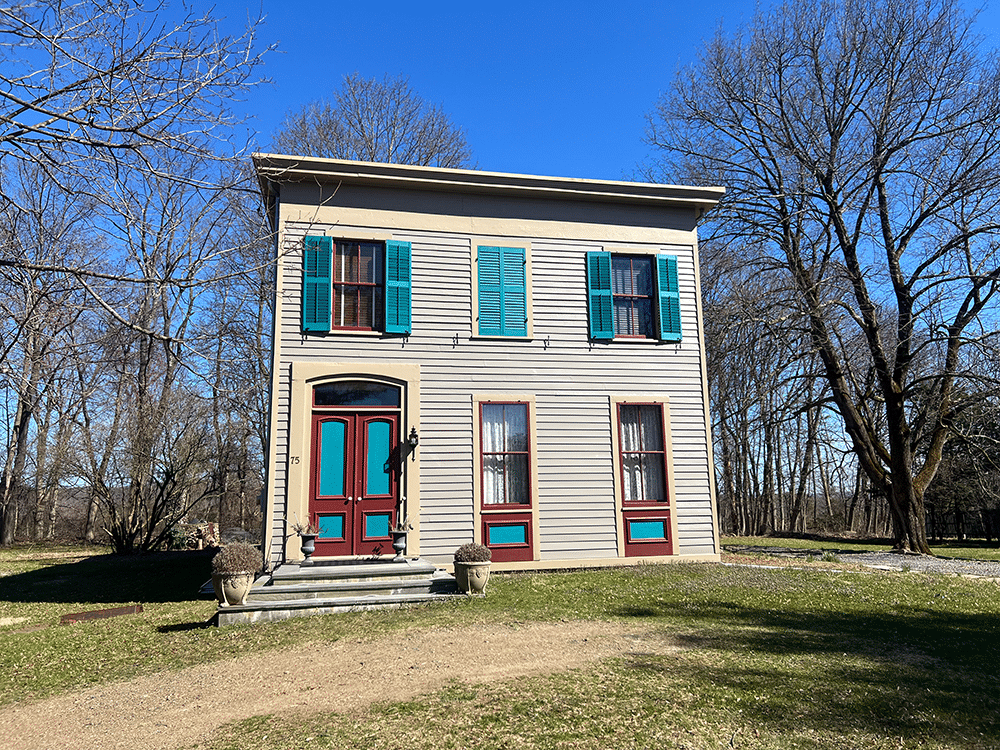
left=225, top=0, right=1000, bottom=182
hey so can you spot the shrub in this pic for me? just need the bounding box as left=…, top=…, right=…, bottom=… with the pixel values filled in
left=211, top=542, right=261, bottom=574
left=454, top=542, right=491, bottom=563
left=168, top=526, right=191, bottom=550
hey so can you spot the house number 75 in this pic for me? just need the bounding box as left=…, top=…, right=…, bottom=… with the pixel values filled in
left=290, top=456, right=300, bottom=464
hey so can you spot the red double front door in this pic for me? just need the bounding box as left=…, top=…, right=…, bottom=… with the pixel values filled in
left=310, top=411, right=399, bottom=557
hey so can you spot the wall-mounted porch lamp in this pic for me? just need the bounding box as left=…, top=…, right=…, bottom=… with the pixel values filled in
left=407, top=427, right=419, bottom=462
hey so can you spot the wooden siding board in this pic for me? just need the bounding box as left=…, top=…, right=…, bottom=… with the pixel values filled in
left=267, top=221, right=717, bottom=564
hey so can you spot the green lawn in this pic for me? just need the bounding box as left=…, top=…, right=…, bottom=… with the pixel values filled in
left=2, top=545, right=999, bottom=749
left=722, top=534, right=1000, bottom=561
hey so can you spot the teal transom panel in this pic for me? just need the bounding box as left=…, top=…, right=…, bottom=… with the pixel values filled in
left=629, top=519, right=667, bottom=541
left=364, top=513, right=391, bottom=539
left=487, top=523, right=528, bottom=546
left=318, top=514, right=345, bottom=540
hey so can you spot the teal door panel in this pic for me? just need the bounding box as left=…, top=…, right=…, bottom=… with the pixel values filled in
left=365, top=420, right=392, bottom=496
left=318, top=420, right=347, bottom=496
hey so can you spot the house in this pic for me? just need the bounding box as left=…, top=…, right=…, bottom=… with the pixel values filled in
left=254, top=155, right=724, bottom=572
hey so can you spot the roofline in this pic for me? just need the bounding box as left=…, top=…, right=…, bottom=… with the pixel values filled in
left=252, top=153, right=725, bottom=211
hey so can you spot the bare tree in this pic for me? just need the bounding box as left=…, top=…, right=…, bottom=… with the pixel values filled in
left=648, top=0, right=1000, bottom=552
left=0, top=161, right=93, bottom=543
left=0, top=2, right=273, bottom=546
left=195, top=177, right=272, bottom=536
left=0, top=1, right=267, bottom=206
left=0, top=0, right=270, bottom=340
left=702, top=237, right=844, bottom=536
left=272, top=73, right=473, bottom=168
left=89, top=148, right=243, bottom=553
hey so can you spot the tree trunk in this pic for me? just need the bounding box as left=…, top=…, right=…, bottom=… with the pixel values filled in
left=0, top=389, right=35, bottom=545
left=46, top=487, right=58, bottom=539
left=84, top=491, right=101, bottom=543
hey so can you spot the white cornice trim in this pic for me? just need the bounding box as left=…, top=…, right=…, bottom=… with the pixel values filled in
left=252, top=153, right=725, bottom=210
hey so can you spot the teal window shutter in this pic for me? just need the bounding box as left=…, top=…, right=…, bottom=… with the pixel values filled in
left=385, top=240, right=412, bottom=334
left=303, top=236, right=332, bottom=331
left=586, top=251, right=613, bottom=340
left=478, top=246, right=527, bottom=336
left=478, top=246, right=503, bottom=336
left=501, top=247, right=528, bottom=337
left=656, top=254, right=681, bottom=342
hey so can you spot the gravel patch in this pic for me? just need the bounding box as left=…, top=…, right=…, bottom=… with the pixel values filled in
left=0, top=620, right=655, bottom=750
left=726, top=545, right=1000, bottom=579
left=836, top=551, right=1000, bottom=578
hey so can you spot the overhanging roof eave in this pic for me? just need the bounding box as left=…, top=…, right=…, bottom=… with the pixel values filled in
left=252, top=153, right=725, bottom=211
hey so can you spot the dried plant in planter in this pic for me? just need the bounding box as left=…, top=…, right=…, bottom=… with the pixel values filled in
left=391, top=516, right=413, bottom=533
left=211, top=542, right=261, bottom=607
left=211, top=542, right=262, bottom=574
left=453, top=542, right=492, bottom=595
left=454, top=542, right=491, bottom=563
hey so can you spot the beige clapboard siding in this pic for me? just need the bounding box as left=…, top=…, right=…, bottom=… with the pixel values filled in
left=268, top=220, right=715, bottom=564
left=533, top=395, right=620, bottom=559
left=266, top=360, right=294, bottom=567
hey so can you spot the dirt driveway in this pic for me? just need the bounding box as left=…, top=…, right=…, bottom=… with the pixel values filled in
left=0, top=620, right=655, bottom=750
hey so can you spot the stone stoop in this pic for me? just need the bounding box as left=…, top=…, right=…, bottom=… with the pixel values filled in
left=215, top=557, right=459, bottom=626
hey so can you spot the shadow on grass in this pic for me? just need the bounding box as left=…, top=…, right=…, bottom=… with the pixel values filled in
left=0, top=549, right=215, bottom=604
left=617, top=597, right=1000, bottom=747
left=158, top=618, right=215, bottom=632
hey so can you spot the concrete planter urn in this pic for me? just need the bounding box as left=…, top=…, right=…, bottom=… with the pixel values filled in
left=211, top=572, right=255, bottom=607
left=453, top=542, right=492, bottom=596
left=454, top=561, right=491, bottom=595
left=210, top=542, right=261, bottom=607
left=390, top=516, right=412, bottom=559
left=390, top=530, right=407, bottom=558
left=299, top=533, right=317, bottom=563
left=293, top=522, right=319, bottom=564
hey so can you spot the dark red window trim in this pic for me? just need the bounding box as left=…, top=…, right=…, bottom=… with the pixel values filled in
left=616, top=401, right=669, bottom=507
left=479, top=401, right=532, bottom=509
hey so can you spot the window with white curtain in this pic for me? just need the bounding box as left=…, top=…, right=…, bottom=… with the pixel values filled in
left=618, top=404, right=667, bottom=503
left=480, top=402, right=530, bottom=505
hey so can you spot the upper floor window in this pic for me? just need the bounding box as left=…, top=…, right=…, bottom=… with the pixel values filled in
left=586, top=251, right=681, bottom=342
left=612, top=255, right=654, bottom=337
left=302, top=236, right=411, bottom=334
left=333, top=241, right=383, bottom=330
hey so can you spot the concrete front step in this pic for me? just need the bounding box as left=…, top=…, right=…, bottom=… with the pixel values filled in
left=216, top=591, right=456, bottom=626
left=249, top=574, right=456, bottom=602
left=269, top=557, right=440, bottom=586
left=212, top=557, right=460, bottom=626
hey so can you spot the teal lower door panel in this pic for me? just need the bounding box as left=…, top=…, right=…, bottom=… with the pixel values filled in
left=364, top=512, right=391, bottom=539
left=318, top=514, right=345, bottom=540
